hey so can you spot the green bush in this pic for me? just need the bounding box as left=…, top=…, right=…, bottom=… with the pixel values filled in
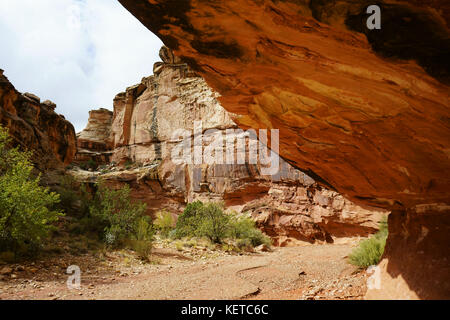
left=175, top=201, right=230, bottom=243
left=79, top=159, right=97, bottom=171
left=124, top=160, right=133, bottom=170
left=55, top=174, right=90, bottom=217
left=229, top=215, right=271, bottom=247
left=56, top=174, right=154, bottom=257
left=349, top=217, right=388, bottom=268
left=0, top=126, right=63, bottom=256
left=168, top=229, right=177, bottom=239
left=88, top=181, right=148, bottom=247
left=174, top=201, right=204, bottom=239
left=174, top=201, right=271, bottom=246
left=129, top=216, right=154, bottom=261
left=198, top=202, right=231, bottom=243
left=236, top=238, right=253, bottom=251
left=154, top=210, right=175, bottom=238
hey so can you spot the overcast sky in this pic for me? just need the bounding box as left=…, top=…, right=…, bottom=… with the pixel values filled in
left=0, top=0, right=163, bottom=132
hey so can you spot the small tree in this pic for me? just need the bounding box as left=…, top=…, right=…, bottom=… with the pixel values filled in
left=154, top=210, right=176, bottom=238
left=88, top=181, right=148, bottom=247
left=175, top=201, right=230, bottom=243
left=174, top=201, right=272, bottom=245
left=56, top=174, right=91, bottom=218
left=198, top=202, right=230, bottom=243
left=174, top=201, right=204, bottom=239
left=229, top=214, right=271, bottom=247
left=130, top=216, right=154, bottom=261
left=0, top=126, right=63, bottom=256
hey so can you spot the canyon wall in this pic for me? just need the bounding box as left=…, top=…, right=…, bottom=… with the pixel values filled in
left=75, top=47, right=384, bottom=246
left=118, top=0, right=450, bottom=299
left=0, top=69, right=76, bottom=170
left=75, top=108, right=113, bottom=165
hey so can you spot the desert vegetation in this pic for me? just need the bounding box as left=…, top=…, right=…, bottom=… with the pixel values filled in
left=0, top=125, right=153, bottom=262
left=0, top=125, right=271, bottom=264
left=348, top=217, right=388, bottom=268
left=169, top=201, right=272, bottom=250
left=57, top=178, right=154, bottom=261
left=0, top=126, right=63, bottom=259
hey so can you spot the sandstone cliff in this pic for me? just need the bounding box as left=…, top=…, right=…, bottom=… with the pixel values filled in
left=118, top=0, right=450, bottom=299
left=0, top=69, right=76, bottom=170
left=75, top=47, right=384, bottom=246
left=75, top=108, right=113, bottom=165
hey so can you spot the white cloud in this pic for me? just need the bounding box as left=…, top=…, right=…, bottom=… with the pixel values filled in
left=0, top=0, right=163, bottom=131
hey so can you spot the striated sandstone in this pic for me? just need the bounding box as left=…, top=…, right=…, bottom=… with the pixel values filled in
left=0, top=69, right=76, bottom=170
left=117, top=0, right=450, bottom=299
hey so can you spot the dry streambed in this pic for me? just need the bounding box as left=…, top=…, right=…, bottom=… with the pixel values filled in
left=0, top=241, right=367, bottom=300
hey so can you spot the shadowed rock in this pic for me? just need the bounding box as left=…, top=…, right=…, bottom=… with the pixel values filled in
left=0, top=71, right=76, bottom=170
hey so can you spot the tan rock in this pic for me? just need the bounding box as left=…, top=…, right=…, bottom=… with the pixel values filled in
left=0, top=267, right=13, bottom=275
left=75, top=108, right=114, bottom=165
left=42, top=100, right=56, bottom=110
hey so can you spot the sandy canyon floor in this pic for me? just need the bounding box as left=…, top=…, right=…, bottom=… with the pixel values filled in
left=0, top=240, right=368, bottom=300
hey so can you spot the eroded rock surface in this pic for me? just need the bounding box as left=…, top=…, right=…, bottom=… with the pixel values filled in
left=0, top=69, right=76, bottom=170
left=117, top=0, right=450, bottom=299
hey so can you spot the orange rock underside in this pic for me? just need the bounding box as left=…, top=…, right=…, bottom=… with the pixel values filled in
left=119, top=0, right=450, bottom=211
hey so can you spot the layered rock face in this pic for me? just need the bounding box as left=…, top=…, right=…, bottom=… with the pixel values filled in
left=0, top=69, right=76, bottom=170
left=118, top=0, right=450, bottom=299
left=109, top=47, right=231, bottom=166
left=75, top=47, right=384, bottom=245
left=75, top=108, right=113, bottom=165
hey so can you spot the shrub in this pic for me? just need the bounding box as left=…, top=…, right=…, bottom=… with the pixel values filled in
left=174, top=201, right=204, bottom=239
left=174, top=201, right=271, bottom=246
left=124, top=160, right=133, bottom=170
left=154, top=210, right=175, bottom=238
left=229, top=215, right=271, bottom=247
left=349, top=217, right=388, bottom=268
left=175, top=201, right=230, bottom=243
left=236, top=238, right=253, bottom=251
left=168, top=229, right=177, bottom=239
left=197, top=202, right=231, bottom=243
left=56, top=174, right=91, bottom=217
left=129, top=216, right=154, bottom=262
left=88, top=181, right=148, bottom=247
left=175, top=241, right=183, bottom=251
left=0, top=126, right=63, bottom=256
left=79, top=159, right=97, bottom=171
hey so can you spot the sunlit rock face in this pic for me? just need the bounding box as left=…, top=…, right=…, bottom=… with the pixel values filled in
left=119, top=0, right=450, bottom=299
left=109, top=61, right=233, bottom=165
left=0, top=69, right=76, bottom=170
